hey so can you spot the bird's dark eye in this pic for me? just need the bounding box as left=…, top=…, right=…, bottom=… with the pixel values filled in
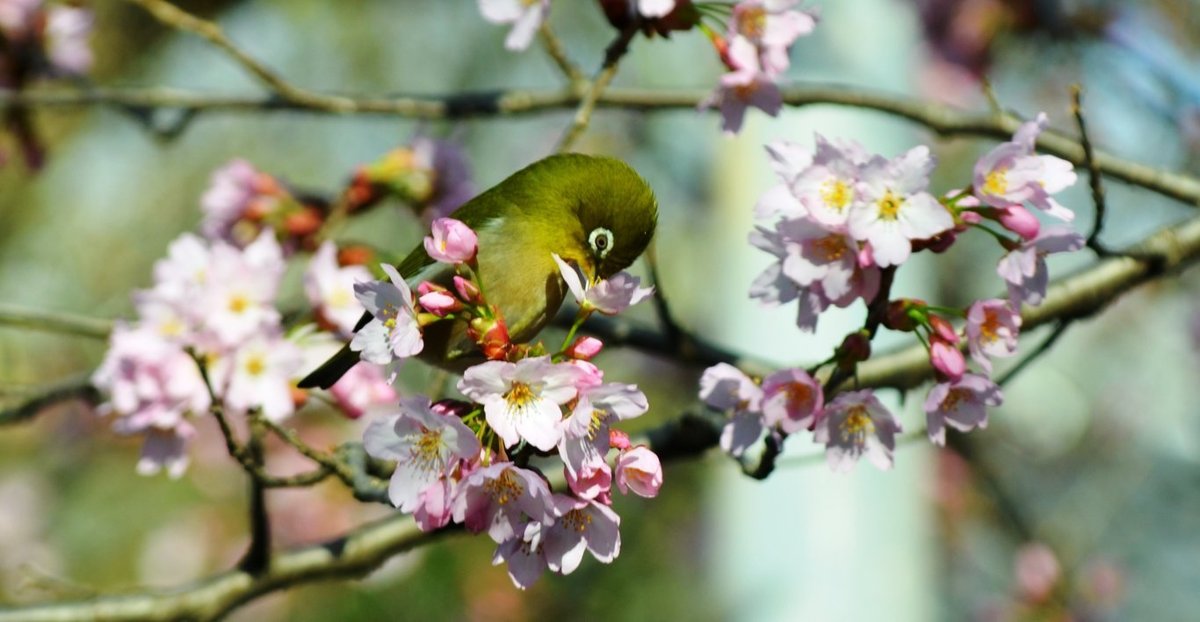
left=588, top=227, right=614, bottom=259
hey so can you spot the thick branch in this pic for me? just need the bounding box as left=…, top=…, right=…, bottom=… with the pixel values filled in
left=0, top=516, right=452, bottom=622
left=0, top=304, right=113, bottom=339
left=3, top=83, right=1198, bottom=206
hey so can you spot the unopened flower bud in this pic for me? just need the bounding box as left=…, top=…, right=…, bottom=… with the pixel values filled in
left=837, top=331, right=872, bottom=369
left=929, top=315, right=959, bottom=345
left=998, top=205, right=1040, bottom=240
left=609, top=429, right=631, bottom=450
left=885, top=299, right=923, bottom=332
left=566, top=336, right=604, bottom=360
left=454, top=275, right=483, bottom=304
left=930, top=338, right=965, bottom=381
left=284, top=206, right=323, bottom=237
left=419, top=290, right=462, bottom=316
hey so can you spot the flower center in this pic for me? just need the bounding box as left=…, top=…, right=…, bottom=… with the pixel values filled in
left=980, top=311, right=1001, bottom=343
left=244, top=353, right=266, bottom=377
left=409, top=426, right=446, bottom=473
left=876, top=191, right=904, bottom=221
left=785, top=383, right=814, bottom=413
left=737, top=7, right=768, bottom=39
left=820, top=179, right=853, bottom=213
left=484, top=469, right=524, bottom=506
left=560, top=508, right=593, bottom=533
left=839, top=406, right=874, bottom=443
left=811, top=235, right=848, bottom=262
left=228, top=294, right=250, bottom=314
left=505, top=382, right=537, bottom=410
left=984, top=169, right=1008, bottom=196
left=941, top=388, right=972, bottom=412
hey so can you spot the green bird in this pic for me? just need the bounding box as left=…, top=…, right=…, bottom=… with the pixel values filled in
left=298, top=153, right=659, bottom=389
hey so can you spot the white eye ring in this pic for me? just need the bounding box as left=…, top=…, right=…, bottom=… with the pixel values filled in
left=588, top=227, right=614, bottom=259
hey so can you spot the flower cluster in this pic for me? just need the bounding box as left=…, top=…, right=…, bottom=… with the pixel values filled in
left=701, top=1, right=818, bottom=134
left=343, top=135, right=474, bottom=223
left=702, top=113, right=1083, bottom=471
left=361, top=220, right=663, bottom=588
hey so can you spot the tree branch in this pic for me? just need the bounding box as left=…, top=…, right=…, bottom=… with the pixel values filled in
left=0, top=304, right=113, bottom=339
left=5, top=83, right=1197, bottom=206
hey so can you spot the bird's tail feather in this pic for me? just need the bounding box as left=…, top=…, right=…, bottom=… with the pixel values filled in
left=297, top=343, right=359, bottom=389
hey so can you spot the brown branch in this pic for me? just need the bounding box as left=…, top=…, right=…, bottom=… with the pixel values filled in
left=555, top=26, right=638, bottom=152
left=4, top=83, right=1197, bottom=206
left=0, top=304, right=112, bottom=339
left=0, top=516, right=453, bottom=622
left=1071, top=85, right=1111, bottom=255
left=0, top=376, right=98, bottom=425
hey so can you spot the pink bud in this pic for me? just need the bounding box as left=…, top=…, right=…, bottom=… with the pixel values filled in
left=998, top=205, right=1040, bottom=240
left=453, top=275, right=482, bottom=304
left=417, top=281, right=448, bottom=296
left=930, top=338, right=965, bottom=381
left=959, top=210, right=983, bottom=225
left=609, top=429, right=631, bottom=450
left=929, top=316, right=959, bottom=345
left=1015, top=543, right=1061, bottom=603
left=566, top=336, right=604, bottom=360
left=423, top=217, right=478, bottom=264
left=616, top=446, right=663, bottom=498
left=418, top=290, right=462, bottom=316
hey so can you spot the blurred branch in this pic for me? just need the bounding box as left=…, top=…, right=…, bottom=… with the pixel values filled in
left=556, top=26, right=638, bottom=152
left=1071, top=85, right=1112, bottom=255
left=538, top=23, right=584, bottom=85
left=0, top=304, right=112, bottom=339
left=0, top=375, right=97, bottom=425
left=4, top=83, right=1199, bottom=206
left=0, top=515, right=454, bottom=622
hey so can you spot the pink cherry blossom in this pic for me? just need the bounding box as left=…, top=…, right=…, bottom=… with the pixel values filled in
left=764, top=139, right=814, bottom=185
left=220, top=334, right=302, bottom=422
left=423, top=217, right=478, bottom=264
left=493, top=521, right=548, bottom=590
left=411, top=477, right=455, bottom=532
left=974, top=112, right=1077, bottom=222
left=814, top=390, right=902, bottom=472
left=848, top=146, right=955, bottom=267
left=198, top=232, right=286, bottom=348
left=0, top=0, right=39, bottom=38
left=966, top=299, right=1021, bottom=372
left=565, top=336, right=604, bottom=360
left=200, top=160, right=281, bottom=245
left=92, top=324, right=210, bottom=478
left=638, top=0, right=676, bottom=18
left=304, top=241, right=371, bottom=337
left=700, top=363, right=769, bottom=457
left=558, top=382, right=648, bottom=499
left=543, top=495, right=621, bottom=575
left=760, top=368, right=823, bottom=433
left=616, top=446, right=663, bottom=498
left=730, top=0, right=817, bottom=75
left=328, top=361, right=397, bottom=419
left=478, top=0, right=548, bottom=51
left=552, top=253, right=654, bottom=315
left=44, top=6, right=93, bottom=75
left=702, top=36, right=783, bottom=135
left=1014, top=543, right=1061, bottom=603
left=350, top=263, right=423, bottom=364
left=924, top=373, right=1001, bottom=446
left=458, top=356, right=584, bottom=451
left=791, top=135, right=870, bottom=230
left=930, top=338, right=965, bottom=381
left=778, top=218, right=865, bottom=302
left=997, top=226, right=1085, bottom=307
left=362, top=397, right=480, bottom=514
left=454, top=462, right=552, bottom=543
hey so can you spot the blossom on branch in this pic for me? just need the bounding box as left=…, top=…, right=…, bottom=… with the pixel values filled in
left=997, top=226, right=1085, bottom=307
left=814, top=390, right=902, bottom=472
left=552, top=253, right=654, bottom=314
left=848, top=145, right=955, bottom=267
left=304, top=241, right=371, bottom=337
left=458, top=356, right=585, bottom=451
left=924, top=373, right=1002, bottom=446
left=350, top=264, right=423, bottom=365
left=974, top=112, right=1077, bottom=222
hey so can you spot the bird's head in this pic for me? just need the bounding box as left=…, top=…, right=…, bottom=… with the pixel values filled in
left=509, top=153, right=658, bottom=286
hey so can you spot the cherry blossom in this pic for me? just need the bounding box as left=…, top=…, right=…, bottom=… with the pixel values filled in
left=848, top=146, right=955, bottom=267
left=924, top=373, right=1002, bottom=446
left=423, top=218, right=478, bottom=264
left=702, top=36, right=783, bottom=135
left=304, top=241, right=371, bottom=337
left=542, top=495, right=621, bottom=575
left=493, top=521, right=548, bottom=589
left=350, top=264, right=423, bottom=364
left=478, top=0, right=549, bottom=51
left=997, top=226, right=1085, bottom=307
left=814, top=390, right=902, bottom=472
left=974, top=112, right=1077, bottom=222
left=219, top=334, right=302, bottom=422
left=454, top=463, right=552, bottom=543
left=966, top=299, right=1022, bottom=372
left=615, top=446, right=663, bottom=498
left=552, top=253, right=654, bottom=314
left=458, top=356, right=584, bottom=451
left=759, top=368, right=823, bottom=433
left=730, top=0, right=817, bottom=75
left=791, top=135, right=870, bottom=230
left=362, top=397, right=480, bottom=513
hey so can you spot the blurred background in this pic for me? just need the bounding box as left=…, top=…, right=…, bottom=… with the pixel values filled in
left=3, top=0, right=1200, bottom=619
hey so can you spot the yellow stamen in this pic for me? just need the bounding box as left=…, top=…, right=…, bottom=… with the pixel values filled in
left=941, top=388, right=972, bottom=411
left=560, top=508, right=593, bottom=534
left=876, top=191, right=903, bottom=221
left=244, top=354, right=266, bottom=377
left=228, top=294, right=249, bottom=314
left=484, top=468, right=524, bottom=506
left=505, top=382, right=536, bottom=410
left=984, top=169, right=1008, bottom=196
left=811, top=235, right=848, bottom=262
left=839, top=406, right=875, bottom=443
left=820, top=179, right=853, bottom=213
left=738, top=7, right=768, bottom=39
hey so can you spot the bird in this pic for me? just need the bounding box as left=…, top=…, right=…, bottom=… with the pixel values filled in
left=298, top=152, right=659, bottom=389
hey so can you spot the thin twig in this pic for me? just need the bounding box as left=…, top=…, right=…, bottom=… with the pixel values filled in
left=239, top=418, right=272, bottom=575
left=538, top=22, right=584, bottom=86
left=996, top=321, right=1072, bottom=387
left=644, top=244, right=684, bottom=353
left=0, top=304, right=112, bottom=339
left=1071, top=85, right=1111, bottom=256
left=0, top=376, right=98, bottom=425
left=555, top=26, right=638, bottom=152
left=3, top=83, right=1200, bottom=208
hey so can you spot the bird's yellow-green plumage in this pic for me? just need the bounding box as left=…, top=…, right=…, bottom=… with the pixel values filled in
left=298, top=153, right=658, bottom=389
